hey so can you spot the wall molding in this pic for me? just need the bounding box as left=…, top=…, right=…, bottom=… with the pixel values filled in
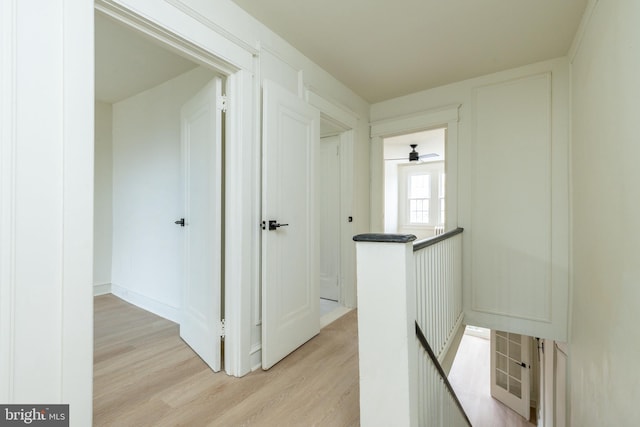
left=111, top=284, right=180, bottom=324
left=0, top=0, right=17, bottom=403
left=95, top=0, right=248, bottom=74
left=468, top=71, right=559, bottom=334
left=369, top=104, right=461, bottom=233
left=249, top=344, right=261, bottom=371
left=370, top=104, right=461, bottom=138
left=305, top=87, right=360, bottom=130
left=164, top=0, right=259, bottom=56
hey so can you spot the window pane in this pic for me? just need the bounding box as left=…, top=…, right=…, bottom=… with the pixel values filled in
left=409, top=174, right=430, bottom=199
left=409, top=199, right=429, bottom=224
left=439, top=173, right=445, bottom=197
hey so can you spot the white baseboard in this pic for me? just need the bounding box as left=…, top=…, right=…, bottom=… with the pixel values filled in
left=320, top=306, right=353, bottom=329
left=250, top=344, right=262, bottom=371
left=111, top=284, right=181, bottom=324
left=93, top=283, right=112, bottom=296
left=438, top=314, right=466, bottom=375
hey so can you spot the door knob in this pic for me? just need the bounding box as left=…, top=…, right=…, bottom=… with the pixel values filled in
left=174, top=218, right=185, bottom=227
left=262, top=220, right=289, bottom=230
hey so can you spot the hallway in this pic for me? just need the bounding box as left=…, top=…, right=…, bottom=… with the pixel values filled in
left=94, top=295, right=360, bottom=426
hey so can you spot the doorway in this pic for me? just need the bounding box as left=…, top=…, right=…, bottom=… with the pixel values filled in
left=93, top=8, right=229, bottom=407
left=383, top=128, right=446, bottom=240
left=317, top=117, right=356, bottom=327
left=448, top=326, right=538, bottom=426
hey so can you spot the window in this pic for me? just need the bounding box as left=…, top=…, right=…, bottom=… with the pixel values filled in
left=399, top=162, right=445, bottom=228
left=439, top=173, right=445, bottom=225
left=408, top=174, right=431, bottom=224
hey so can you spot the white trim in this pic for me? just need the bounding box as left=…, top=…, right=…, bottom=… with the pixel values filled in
left=370, top=104, right=460, bottom=138
left=438, top=313, right=465, bottom=365
left=439, top=317, right=466, bottom=375
left=95, top=0, right=250, bottom=73
left=249, top=344, right=262, bottom=371
left=320, top=306, right=353, bottom=329
left=60, top=1, right=95, bottom=421
left=223, top=69, right=258, bottom=377
left=306, top=87, right=360, bottom=130
left=0, top=0, right=16, bottom=402
left=93, top=283, right=112, bottom=296
left=111, top=284, right=181, bottom=323
left=370, top=105, right=461, bottom=233
left=164, top=0, right=259, bottom=56
left=95, top=2, right=257, bottom=377
left=306, top=89, right=359, bottom=309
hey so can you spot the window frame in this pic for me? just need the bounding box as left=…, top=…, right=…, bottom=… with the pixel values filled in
left=398, top=161, right=445, bottom=229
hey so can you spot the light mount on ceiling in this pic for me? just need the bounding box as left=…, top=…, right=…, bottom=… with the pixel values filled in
left=409, top=144, right=420, bottom=161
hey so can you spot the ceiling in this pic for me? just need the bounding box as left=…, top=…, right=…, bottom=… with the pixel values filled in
left=95, top=13, right=199, bottom=104
left=384, top=129, right=445, bottom=161
left=231, top=0, right=588, bottom=103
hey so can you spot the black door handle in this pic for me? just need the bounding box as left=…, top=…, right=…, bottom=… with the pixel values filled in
left=262, top=220, right=289, bottom=230
left=174, top=218, right=185, bottom=227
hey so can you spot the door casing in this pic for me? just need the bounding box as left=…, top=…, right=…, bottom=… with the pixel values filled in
left=95, top=0, right=257, bottom=377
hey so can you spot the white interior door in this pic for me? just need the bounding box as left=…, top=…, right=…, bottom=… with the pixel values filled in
left=179, top=77, right=223, bottom=372
left=262, top=79, right=320, bottom=370
left=318, top=135, right=341, bottom=301
left=490, top=330, right=531, bottom=419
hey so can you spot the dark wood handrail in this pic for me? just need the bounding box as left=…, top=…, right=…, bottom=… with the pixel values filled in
left=413, top=227, right=463, bottom=252
left=415, top=321, right=473, bottom=427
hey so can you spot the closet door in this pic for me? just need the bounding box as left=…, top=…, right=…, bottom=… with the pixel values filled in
left=179, top=77, right=223, bottom=371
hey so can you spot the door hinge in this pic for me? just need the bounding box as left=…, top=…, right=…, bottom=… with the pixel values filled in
left=217, top=95, right=228, bottom=112
left=220, top=318, right=226, bottom=339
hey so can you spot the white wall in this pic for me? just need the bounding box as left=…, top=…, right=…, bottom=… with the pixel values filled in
left=2, top=0, right=371, bottom=419
left=1, top=1, right=94, bottom=423
left=372, top=58, right=570, bottom=341
left=111, top=66, right=215, bottom=322
left=570, top=1, right=640, bottom=425
left=94, top=101, right=113, bottom=291
left=96, top=0, right=372, bottom=376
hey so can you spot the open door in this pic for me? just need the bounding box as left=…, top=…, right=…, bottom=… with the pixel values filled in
left=491, top=330, right=531, bottom=419
left=179, top=77, right=223, bottom=372
left=262, top=80, right=320, bottom=370
left=318, top=135, right=341, bottom=301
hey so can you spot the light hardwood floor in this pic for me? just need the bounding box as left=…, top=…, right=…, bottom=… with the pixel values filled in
left=94, top=295, right=360, bottom=426
left=448, top=332, right=537, bottom=427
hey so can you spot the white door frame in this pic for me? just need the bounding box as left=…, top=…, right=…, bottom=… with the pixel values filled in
left=370, top=105, right=461, bottom=234
left=95, top=0, right=258, bottom=377
left=305, top=89, right=358, bottom=308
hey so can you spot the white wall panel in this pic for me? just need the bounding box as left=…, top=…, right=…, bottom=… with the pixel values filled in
left=371, top=58, right=569, bottom=341
left=468, top=69, right=569, bottom=340
left=471, top=73, right=552, bottom=321
left=1, top=0, right=94, bottom=423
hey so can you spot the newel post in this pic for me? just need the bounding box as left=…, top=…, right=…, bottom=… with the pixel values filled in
left=353, top=233, right=418, bottom=427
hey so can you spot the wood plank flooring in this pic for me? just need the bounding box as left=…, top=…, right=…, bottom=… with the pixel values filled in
left=448, top=332, right=537, bottom=427
left=94, top=295, right=360, bottom=426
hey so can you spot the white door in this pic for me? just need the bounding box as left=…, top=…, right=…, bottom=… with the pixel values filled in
left=490, top=330, right=531, bottom=419
left=179, top=77, right=223, bottom=372
left=262, top=79, right=320, bottom=370
left=318, top=135, right=341, bottom=301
